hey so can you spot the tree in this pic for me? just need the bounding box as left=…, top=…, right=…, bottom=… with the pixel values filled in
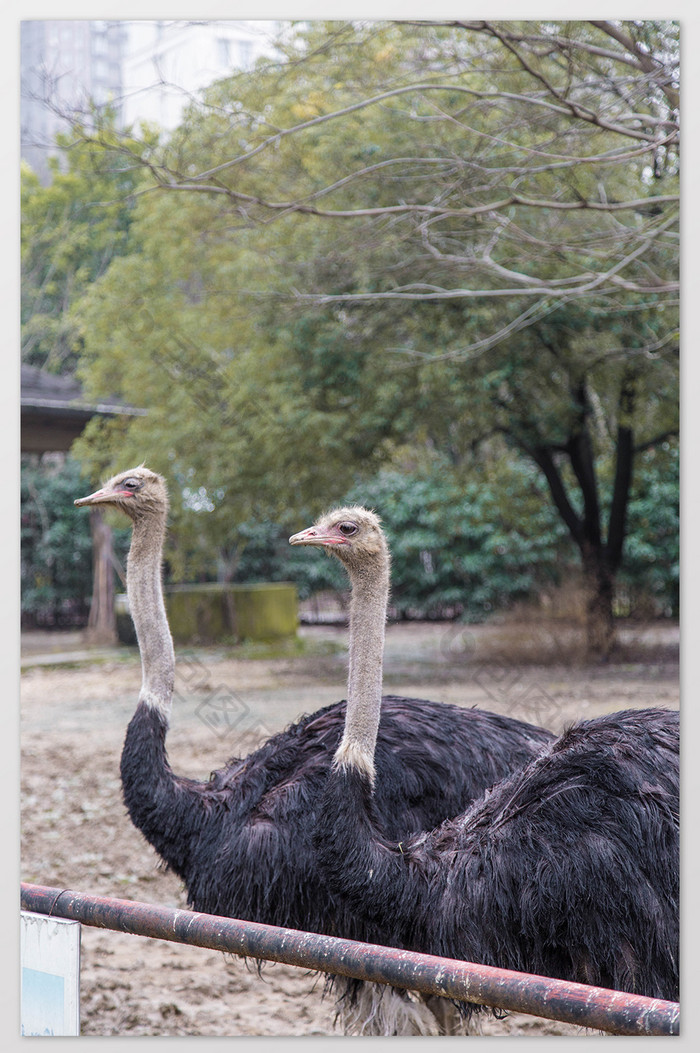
left=110, top=20, right=678, bottom=329
left=278, top=288, right=676, bottom=656
left=69, top=20, right=678, bottom=656
left=482, top=305, right=677, bottom=656
left=70, top=183, right=417, bottom=582
left=21, top=114, right=156, bottom=373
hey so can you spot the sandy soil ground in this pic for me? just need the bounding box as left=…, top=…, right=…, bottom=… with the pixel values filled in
left=20, top=620, right=679, bottom=1037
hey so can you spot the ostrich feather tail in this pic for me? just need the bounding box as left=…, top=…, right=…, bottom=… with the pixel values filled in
left=336, top=980, right=471, bottom=1036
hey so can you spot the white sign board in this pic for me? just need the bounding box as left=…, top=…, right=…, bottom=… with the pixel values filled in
left=21, top=912, right=80, bottom=1036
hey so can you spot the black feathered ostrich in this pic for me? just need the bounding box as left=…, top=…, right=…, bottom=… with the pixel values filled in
left=75, top=470, right=555, bottom=1035
left=293, top=508, right=679, bottom=1022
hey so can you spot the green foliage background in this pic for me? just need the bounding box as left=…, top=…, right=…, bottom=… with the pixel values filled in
left=21, top=457, right=131, bottom=625
left=20, top=21, right=679, bottom=633
left=20, top=448, right=677, bottom=626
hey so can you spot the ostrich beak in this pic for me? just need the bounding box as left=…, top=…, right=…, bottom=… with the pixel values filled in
left=75, top=486, right=136, bottom=507
left=289, top=526, right=321, bottom=546
left=289, top=526, right=346, bottom=547
left=75, top=487, right=109, bottom=507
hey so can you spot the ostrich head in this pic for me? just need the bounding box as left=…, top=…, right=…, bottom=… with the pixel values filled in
left=289, top=506, right=389, bottom=574
left=74, top=466, right=168, bottom=521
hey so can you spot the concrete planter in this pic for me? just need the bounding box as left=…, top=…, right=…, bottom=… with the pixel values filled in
left=115, top=583, right=298, bottom=646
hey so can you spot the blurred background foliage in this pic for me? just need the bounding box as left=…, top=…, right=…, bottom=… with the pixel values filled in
left=21, top=444, right=677, bottom=628
left=21, top=20, right=679, bottom=646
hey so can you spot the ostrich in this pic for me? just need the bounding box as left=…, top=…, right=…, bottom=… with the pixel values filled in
left=75, top=470, right=554, bottom=1035
left=294, top=508, right=679, bottom=1023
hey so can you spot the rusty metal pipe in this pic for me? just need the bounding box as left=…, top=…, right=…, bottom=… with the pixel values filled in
left=21, top=883, right=679, bottom=1036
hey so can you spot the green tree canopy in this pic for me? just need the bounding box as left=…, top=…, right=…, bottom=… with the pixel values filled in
left=21, top=114, right=157, bottom=372
left=137, top=21, right=679, bottom=323
left=68, top=20, right=678, bottom=656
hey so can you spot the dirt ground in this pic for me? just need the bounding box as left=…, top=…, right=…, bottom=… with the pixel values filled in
left=20, top=619, right=679, bottom=1038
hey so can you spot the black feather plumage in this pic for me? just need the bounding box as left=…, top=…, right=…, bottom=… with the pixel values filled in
left=120, top=694, right=554, bottom=941
left=77, top=471, right=557, bottom=1033
left=314, top=706, right=679, bottom=1007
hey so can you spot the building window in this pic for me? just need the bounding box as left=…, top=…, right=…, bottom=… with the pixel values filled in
left=217, top=38, right=230, bottom=67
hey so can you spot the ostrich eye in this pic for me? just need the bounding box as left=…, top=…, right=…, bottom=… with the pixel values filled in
left=121, top=478, right=141, bottom=491
left=338, top=522, right=358, bottom=536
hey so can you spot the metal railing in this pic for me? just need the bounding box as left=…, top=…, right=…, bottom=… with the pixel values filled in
left=20, top=883, right=679, bottom=1036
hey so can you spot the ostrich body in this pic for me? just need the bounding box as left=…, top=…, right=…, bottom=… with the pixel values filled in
left=76, top=473, right=554, bottom=1034
left=297, top=509, right=680, bottom=1013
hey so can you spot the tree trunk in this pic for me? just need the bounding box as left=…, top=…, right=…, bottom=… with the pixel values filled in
left=85, top=508, right=117, bottom=645
left=582, top=552, right=616, bottom=661
left=523, top=366, right=641, bottom=662
left=527, top=435, right=619, bottom=661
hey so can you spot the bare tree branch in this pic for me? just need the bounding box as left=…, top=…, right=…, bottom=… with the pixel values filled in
left=150, top=178, right=679, bottom=221
left=590, top=20, right=679, bottom=111
left=160, top=67, right=675, bottom=189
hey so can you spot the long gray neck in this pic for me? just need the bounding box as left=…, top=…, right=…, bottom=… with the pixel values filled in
left=127, top=513, right=175, bottom=724
left=334, top=555, right=389, bottom=786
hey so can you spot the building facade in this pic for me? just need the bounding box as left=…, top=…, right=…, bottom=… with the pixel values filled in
left=21, top=20, right=278, bottom=182
left=21, top=20, right=127, bottom=183
left=121, top=21, right=276, bottom=131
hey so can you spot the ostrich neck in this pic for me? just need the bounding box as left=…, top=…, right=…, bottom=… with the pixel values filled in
left=335, top=558, right=389, bottom=785
left=127, top=513, right=175, bottom=722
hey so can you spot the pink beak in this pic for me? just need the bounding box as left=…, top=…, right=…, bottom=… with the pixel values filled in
left=74, top=487, right=134, bottom=507
left=289, top=526, right=346, bottom=547
left=74, top=487, right=109, bottom=507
